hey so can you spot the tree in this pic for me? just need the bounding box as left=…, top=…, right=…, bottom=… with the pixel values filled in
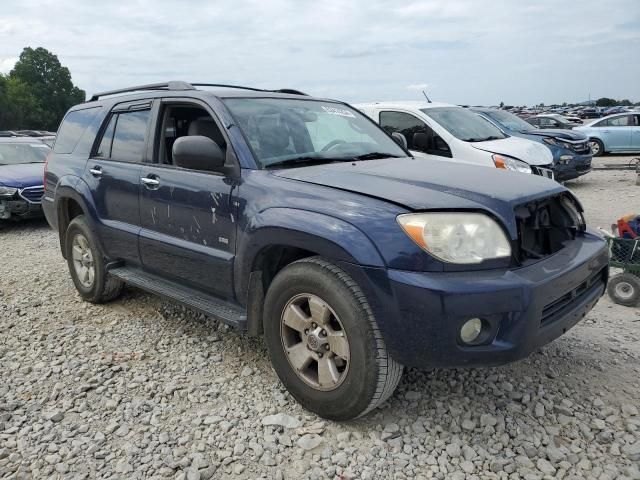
left=499, top=101, right=504, bottom=108
left=595, top=97, right=617, bottom=107
left=7, top=47, right=85, bottom=130
left=619, top=99, right=632, bottom=106
left=0, top=73, right=44, bottom=129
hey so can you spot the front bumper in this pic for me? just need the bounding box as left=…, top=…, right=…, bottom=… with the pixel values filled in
left=554, top=152, right=592, bottom=182
left=340, top=232, right=608, bottom=368
left=0, top=198, right=43, bottom=220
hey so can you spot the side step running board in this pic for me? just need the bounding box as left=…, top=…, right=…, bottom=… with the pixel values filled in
left=109, top=267, right=247, bottom=329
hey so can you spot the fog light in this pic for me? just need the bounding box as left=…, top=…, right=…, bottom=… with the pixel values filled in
left=559, top=155, right=573, bottom=164
left=460, top=318, right=483, bottom=344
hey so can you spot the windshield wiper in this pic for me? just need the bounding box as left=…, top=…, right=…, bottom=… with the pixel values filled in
left=349, top=152, right=402, bottom=160
left=466, top=136, right=503, bottom=142
left=264, top=157, right=349, bottom=169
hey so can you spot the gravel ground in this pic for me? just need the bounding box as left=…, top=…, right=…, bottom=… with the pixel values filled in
left=1, top=167, right=640, bottom=480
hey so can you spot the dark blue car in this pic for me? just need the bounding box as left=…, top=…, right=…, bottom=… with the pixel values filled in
left=43, top=82, right=608, bottom=420
left=471, top=107, right=592, bottom=182
left=0, top=137, right=49, bottom=223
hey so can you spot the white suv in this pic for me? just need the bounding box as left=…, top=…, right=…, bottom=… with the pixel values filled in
left=356, top=101, right=554, bottom=178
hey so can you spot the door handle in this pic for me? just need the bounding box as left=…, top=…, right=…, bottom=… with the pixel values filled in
left=141, top=176, right=160, bottom=189
left=89, top=166, right=102, bottom=177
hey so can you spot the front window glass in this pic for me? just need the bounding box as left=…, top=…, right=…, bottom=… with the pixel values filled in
left=0, top=142, right=50, bottom=165
left=482, top=110, right=534, bottom=132
left=223, top=98, right=407, bottom=168
left=420, top=107, right=507, bottom=142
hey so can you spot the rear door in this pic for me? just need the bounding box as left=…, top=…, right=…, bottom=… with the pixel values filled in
left=601, top=115, right=633, bottom=150
left=86, top=100, right=153, bottom=263
left=138, top=98, right=238, bottom=299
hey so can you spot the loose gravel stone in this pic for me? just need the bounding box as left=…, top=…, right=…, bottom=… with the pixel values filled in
left=0, top=168, right=638, bottom=479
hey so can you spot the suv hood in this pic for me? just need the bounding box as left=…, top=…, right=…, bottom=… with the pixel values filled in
left=469, top=136, right=553, bottom=166
left=520, top=129, right=587, bottom=141
left=0, top=163, right=44, bottom=188
left=274, top=158, right=564, bottom=238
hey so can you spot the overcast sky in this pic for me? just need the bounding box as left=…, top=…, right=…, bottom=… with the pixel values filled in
left=1, top=0, right=638, bottom=106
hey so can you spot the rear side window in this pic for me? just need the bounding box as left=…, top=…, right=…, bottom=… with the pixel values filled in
left=95, top=110, right=150, bottom=162
left=605, top=115, right=631, bottom=127
left=54, top=107, right=101, bottom=154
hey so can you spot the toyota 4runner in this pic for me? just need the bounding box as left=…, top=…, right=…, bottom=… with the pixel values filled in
left=44, top=81, right=609, bottom=420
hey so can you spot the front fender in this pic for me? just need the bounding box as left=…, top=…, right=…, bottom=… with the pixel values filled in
left=235, top=208, right=385, bottom=302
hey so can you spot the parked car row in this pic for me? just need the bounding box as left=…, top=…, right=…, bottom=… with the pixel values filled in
left=39, top=81, right=609, bottom=420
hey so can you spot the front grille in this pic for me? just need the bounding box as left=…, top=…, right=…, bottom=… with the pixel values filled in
left=571, top=141, right=590, bottom=154
left=540, top=268, right=606, bottom=327
left=19, top=185, right=44, bottom=204
left=531, top=165, right=554, bottom=179
left=515, top=194, right=584, bottom=263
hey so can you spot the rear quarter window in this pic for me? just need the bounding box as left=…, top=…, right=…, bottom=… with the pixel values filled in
left=54, top=107, right=101, bottom=154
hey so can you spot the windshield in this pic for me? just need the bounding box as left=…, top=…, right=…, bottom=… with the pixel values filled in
left=420, top=107, right=507, bottom=142
left=481, top=109, right=535, bottom=132
left=0, top=142, right=50, bottom=165
left=223, top=98, right=407, bottom=168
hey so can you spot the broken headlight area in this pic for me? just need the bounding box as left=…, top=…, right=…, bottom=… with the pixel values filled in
left=515, top=194, right=586, bottom=262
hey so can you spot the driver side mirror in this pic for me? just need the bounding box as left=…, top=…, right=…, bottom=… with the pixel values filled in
left=391, top=132, right=407, bottom=149
left=173, top=136, right=225, bottom=172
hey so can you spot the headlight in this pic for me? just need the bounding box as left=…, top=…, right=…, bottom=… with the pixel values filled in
left=0, top=186, right=18, bottom=197
left=492, top=154, right=532, bottom=174
left=397, top=212, right=512, bottom=264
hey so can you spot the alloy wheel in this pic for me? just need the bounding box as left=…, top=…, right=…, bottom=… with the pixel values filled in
left=280, top=293, right=350, bottom=391
left=71, top=233, right=95, bottom=289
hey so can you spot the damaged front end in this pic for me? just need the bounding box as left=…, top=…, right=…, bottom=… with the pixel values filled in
left=0, top=186, right=44, bottom=221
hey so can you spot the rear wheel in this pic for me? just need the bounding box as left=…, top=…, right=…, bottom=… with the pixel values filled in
left=263, top=257, right=403, bottom=420
left=65, top=215, right=123, bottom=303
left=589, top=138, right=604, bottom=157
left=607, top=272, right=640, bottom=307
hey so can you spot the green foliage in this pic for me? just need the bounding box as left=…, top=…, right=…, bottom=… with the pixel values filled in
left=0, top=47, right=85, bottom=130
left=595, top=97, right=617, bottom=107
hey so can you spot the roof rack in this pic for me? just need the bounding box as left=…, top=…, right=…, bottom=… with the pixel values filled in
left=192, top=84, right=308, bottom=96
left=89, top=81, right=308, bottom=101
left=89, top=81, right=195, bottom=101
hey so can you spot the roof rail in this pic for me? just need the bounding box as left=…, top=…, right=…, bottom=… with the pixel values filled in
left=192, top=83, right=308, bottom=96
left=89, top=81, right=195, bottom=101
left=89, top=81, right=309, bottom=102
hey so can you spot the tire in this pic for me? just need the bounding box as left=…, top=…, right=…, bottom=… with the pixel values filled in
left=65, top=215, right=123, bottom=303
left=589, top=138, right=604, bottom=157
left=607, top=272, right=640, bottom=307
left=263, top=256, right=403, bottom=421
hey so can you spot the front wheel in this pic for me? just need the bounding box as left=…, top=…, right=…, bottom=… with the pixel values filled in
left=589, top=138, right=604, bottom=157
left=607, top=272, right=640, bottom=307
left=263, top=257, right=403, bottom=420
left=65, top=215, right=123, bottom=303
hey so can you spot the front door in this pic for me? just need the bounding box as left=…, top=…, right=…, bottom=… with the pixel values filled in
left=85, top=101, right=153, bottom=263
left=138, top=99, right=238, bottom=299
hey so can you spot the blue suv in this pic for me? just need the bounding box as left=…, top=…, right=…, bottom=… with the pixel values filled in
left=471, top=108, right=592, bottom=182
left=44, top=82, right=608, bottom=420
left=0, top=137, right=49, bottom=223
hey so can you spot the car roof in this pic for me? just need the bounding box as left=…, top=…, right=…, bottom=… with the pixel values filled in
left=75, top=82, right=342, bottom=112
left=355, top=101, right=455, bottom=110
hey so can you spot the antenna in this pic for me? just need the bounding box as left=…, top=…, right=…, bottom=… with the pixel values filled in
left=422, top=90, right=432, bottom=103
